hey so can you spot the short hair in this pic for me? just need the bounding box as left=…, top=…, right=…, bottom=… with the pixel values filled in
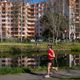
left=48, top=44, right=52, bottom=48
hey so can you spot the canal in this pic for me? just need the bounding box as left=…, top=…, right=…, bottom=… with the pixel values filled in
left=0, top=50, right=80, bottom=68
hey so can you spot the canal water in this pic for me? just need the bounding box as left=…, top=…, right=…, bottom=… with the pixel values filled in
left=0, top=50, right=80, bottom=68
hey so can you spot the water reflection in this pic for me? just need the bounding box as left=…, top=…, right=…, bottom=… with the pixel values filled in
left=0, top=51, right=80, bottom=68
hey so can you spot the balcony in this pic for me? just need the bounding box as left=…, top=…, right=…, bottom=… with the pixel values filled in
left=75, top=13, right=79, bottom=16
left=27, top=22, right=35, bottom=25
left=27, top=27, right=35, bottom=30
left=11, top=32, right=18, bottom=35
left=27, top=12, right=34, bottom=15
left=27, top=7, right=34, bottom=10
left=27, top=30, right=35, bottom=33
left=27, top=23, right=35, bottom=26
left=18, top=34, right=25, bottom=37
left=27, top=15, right=35, bottom=19
left=76, top=28, right=80, bottom=32
left=75, top=21, right=79, bottom=23
left=27, top=18, right=36, bottom=21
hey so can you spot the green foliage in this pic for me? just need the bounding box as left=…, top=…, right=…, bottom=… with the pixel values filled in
left=42, top=29, right=53, bottom=41
left=0, top=67, right=33, bottom=75
left=71, top=47, right=80, bottom=52
left=40, top=14, right=51, bottom=29
left=40, top=12, right=69, bottom=41
left=0, top=67, right=24, bottom=74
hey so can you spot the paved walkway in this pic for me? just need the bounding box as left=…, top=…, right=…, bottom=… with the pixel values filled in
left=0, top=73, right=43, bottom=80
left=0, top=70, right=80, bottom=80
left=52, top=70, right=80, bottom=78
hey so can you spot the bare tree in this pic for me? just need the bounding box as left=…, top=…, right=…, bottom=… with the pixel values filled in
left=40, top=0, right=68, bottom=42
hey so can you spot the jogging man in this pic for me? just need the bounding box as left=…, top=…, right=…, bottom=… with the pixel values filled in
left=45, top=45, right=55, bottom=78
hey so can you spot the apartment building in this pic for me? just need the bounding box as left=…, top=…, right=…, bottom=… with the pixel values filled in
left=69, top=0, right=80, bottom=39
left=0, top=0, right=36, bottom=40
left=0, top=0, right=80, bottom=40
left=26, top=3, right=35, bottom=39
left=0, top=0, right=47, bottom=40
left=31, top=2, right=46, bottom=39
left=0, top=0, right=12, bottom=39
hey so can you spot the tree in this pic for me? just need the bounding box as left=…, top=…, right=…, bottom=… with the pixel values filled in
left=40, top=0, right=69, bottom=42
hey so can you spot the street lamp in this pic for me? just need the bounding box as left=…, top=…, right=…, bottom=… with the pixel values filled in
left=64, top=29, right=67, bottom=40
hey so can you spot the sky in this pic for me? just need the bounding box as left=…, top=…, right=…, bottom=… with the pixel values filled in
left=26, top=0, right=46, bottom=4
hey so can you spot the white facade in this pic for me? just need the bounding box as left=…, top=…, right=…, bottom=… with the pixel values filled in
left=69, top=5, right=76, bottom=40
left=69, top=0, right=80, bottom=40
left=32, top=2, right=45, bottom=39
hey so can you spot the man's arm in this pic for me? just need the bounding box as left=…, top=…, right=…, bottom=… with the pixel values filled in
left=52, top=50, right=55, bottom=58
left=48, top=53, right=53, bottom=57
left=48, top=53, right=55, bottom=58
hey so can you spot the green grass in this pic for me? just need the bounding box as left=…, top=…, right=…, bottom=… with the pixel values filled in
left=0, top=66, right=80, bottom=80
left=31, top=66, right=47, bottom=72
left=0, top=42, right=80, bottom=57
left=0, top=67, right=24, bottom=74
left=0, top=67, right=33, bottom=75
left=0, top=42, right=80, bottom=49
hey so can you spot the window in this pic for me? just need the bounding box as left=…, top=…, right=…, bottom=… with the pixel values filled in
left=75, top=0, right=79, bottom=3
left=76, top=9, right=79, bottom=13
left=75, top=13, right=79, bottom=16
left=2, top=12, right=6, bottom=14
left=76, top=3, right=79, bottom=7
left=2, top=7, right=5, bottom=10
left=2, top=20, right=6, bottom=22
left=22, top=32, right=25, bottom=34
left=2, top=15, right=5, bottom=18
left=2, top=24, right=6, bottom=26
left=75, top=23, right=79, bottom=27
left=75, top=18, right=79, bottom=21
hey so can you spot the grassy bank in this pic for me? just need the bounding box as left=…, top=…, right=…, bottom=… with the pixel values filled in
left=0, top=67, right=32, bottom=75
left=0, top=42, right=80, bottom=57
left=0, top=42, right=80, bottom=50
left=0, top=66, right=46, bottom=75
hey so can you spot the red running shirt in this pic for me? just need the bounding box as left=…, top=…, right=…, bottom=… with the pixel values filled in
left=48, top=48, right=55, bottom=60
